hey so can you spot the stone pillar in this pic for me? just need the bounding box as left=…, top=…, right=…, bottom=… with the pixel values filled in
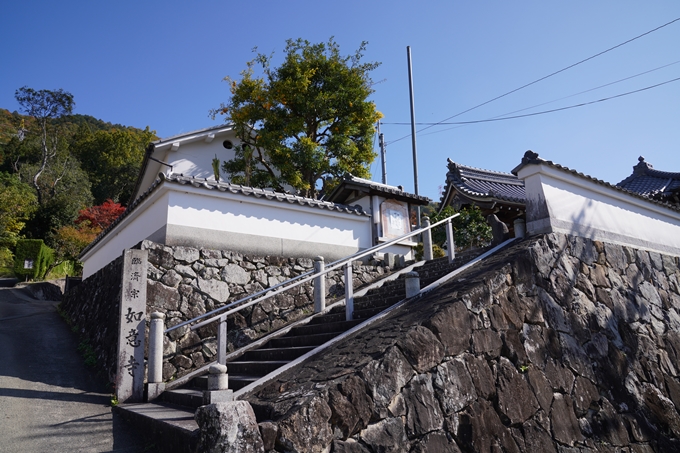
left=115, top=249, right=148, bottom=404
left=313, top=256, right=325, bottom=313
left=422, top=217, right=434, bottom=261
left=405, top=272, right=420, bottom=298
left=445, top=219, right=456, bottom=263
left=345, top=261, right=354, bottom=321
left=514, top=218, right=526, bottom=238
left=147, top=312, right=166, bottom=401
left=203, top=363, right=233, bottom=404
left=217, top=314, right=227, bottom=366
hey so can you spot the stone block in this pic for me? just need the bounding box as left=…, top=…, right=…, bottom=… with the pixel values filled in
left=549, top=393, right=583, bottom=446
left=397, top=326, right=445, bottom=373
left=195, top=401, right=264, bottom=453
left=496, top=357, right=539, bottom=425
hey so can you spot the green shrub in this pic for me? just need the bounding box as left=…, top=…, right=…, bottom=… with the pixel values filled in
left=13, top=239, right=55, bottom=281
left=46, top=259, right=82, bottom=279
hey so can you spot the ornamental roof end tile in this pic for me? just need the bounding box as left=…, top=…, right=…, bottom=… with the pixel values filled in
left=511, top=151, right=680, bottom=213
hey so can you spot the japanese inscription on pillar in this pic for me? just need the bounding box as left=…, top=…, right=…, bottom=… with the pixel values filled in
left=116, top=249, right=148, bottom=403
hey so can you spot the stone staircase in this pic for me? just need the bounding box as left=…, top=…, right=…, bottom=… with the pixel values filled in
left=114, top=248, right=489, bottom=452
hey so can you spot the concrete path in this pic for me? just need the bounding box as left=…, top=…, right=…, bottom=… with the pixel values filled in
left=0, top=287, right=157, bottom=453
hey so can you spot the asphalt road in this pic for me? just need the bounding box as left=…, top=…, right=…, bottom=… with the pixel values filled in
left=0, top=287, right=156, bottom=453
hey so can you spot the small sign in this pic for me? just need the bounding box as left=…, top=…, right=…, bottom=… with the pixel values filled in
left=23, top=259, right=34, bottom=269
left=380, top=200, right=410, bottom=239
left=115, top=249, right=148, bottom=403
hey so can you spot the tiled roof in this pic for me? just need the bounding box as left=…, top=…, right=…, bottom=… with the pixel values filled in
left=80, top=173, right=369, bottom=259
left=325, top=174, right=431, bottom=205
left=512, top=151, right=680, bottom=213
left=616, top=156, right=680, bottom=198
left=441, top=159, right=526, bottom=206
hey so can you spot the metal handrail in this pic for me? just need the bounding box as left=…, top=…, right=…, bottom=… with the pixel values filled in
left=165, top=213, right=459, bottom=333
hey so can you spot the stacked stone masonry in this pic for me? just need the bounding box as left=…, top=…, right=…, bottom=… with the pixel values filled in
left=60, top=254, right=124, bottom=383
left=237, top=233, right=680, bottom=452
left=140, top=241, right=400, bottom=381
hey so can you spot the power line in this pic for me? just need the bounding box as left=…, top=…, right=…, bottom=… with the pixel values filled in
left=415, top=60, right=680, bottom=139
left=487, top=59, right=680, bottom=120
left=386, top=16, right=680, bottom=145
left=385, top=76, right=680, bottom=126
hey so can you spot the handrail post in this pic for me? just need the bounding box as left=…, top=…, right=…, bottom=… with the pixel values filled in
left=422, top=217, right=433, bottom=261
left=217, top=314, right=227, bottom=366
left=147, top=312, right=166, bottom=401
left=445, top=218, right=455, bottom=263
left=314, top=256, right=325, bottom=313
left=345, top=261, right=354, bottom=321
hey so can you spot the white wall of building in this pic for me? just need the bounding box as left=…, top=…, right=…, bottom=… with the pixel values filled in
left=82, top=181, right=377, bottom=278
left=517, top=163, right=680, bottom=256
left=81, top=192, right=170, bottom=278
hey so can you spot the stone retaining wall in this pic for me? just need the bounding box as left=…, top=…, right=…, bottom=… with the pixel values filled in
left=241, top=234, right=680, bottom=452
left=140, top=241, right=399, bottom=381
left=60, top=254, right=124, bottom=383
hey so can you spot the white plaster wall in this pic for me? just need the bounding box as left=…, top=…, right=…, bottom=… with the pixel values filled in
left=166, top=140, right=238, bottom=181
left=166, top=187, right=372, bottom=250
left=82, top=192, right=170, bottom=278
left=517, top=164, right=680, bottom=256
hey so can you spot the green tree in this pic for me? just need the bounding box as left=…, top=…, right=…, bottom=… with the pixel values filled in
left=14, top=87, right=75, bottom=205
left=71, top=126, right=156, bottom=204
left=0, top=172, right=38, bottom=269
left=429, top=205, right=492, bottom=251
left=212, top=38, right=382, bottom=198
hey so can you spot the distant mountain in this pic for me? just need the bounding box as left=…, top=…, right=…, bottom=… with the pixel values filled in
left=0, top=108, right=152, bottom=145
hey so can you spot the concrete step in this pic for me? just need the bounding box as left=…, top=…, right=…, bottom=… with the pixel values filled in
left=308, top=312, right=346, bottom=324
left=239, top=345, right=316, bottom=361
left=228, top=374, right=262, bottom=391
left=288, top=319, right=363, bottom=336
left=265, top=332, right=340, bottom=348
left=227, top=360, right=290, bottom=375
left=161, top=388, right=203, bottom=408
left=114, top=402, right=198, bottom=453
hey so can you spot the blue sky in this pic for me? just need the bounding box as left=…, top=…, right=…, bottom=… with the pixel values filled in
left=2, top=1, right=679, bottom=202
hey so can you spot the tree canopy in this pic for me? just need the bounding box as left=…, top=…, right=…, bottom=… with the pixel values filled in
left=213, top=38, right=382, bottom=198
left=14, top=87, right=75, bottom=205
left=0, top=89, right=155, bottom=260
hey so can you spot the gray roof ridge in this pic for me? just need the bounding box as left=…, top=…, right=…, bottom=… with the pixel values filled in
left=152, top=124, right=234, bottom=145
left=80, top=173, right=369, bottom=260
left=512, top=150, right=680, bottom=213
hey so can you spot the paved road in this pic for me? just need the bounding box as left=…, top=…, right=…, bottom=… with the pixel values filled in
left=0, top=287, right=156, bottom=453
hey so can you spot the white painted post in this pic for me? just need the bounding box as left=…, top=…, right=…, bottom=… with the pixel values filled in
left=217, top=314, right=227, bottom=366
left=405, top=272, right=420, bottom=298
left=345, top=261, right=354, bottom=321
left=445, top=219, right=455, bottom=263
left=514, top=218, right=526, bottom=238
left=147, top=312, right=166, bottom=401
left=314, top=256, right=325, bottom=313
left=148, top=312, right=165, bottom=383
left=422, top=217, right=433, bottom=261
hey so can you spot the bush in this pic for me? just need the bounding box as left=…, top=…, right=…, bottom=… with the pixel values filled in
left=429, top=206, right=492, bottom=251
left=13, top=239, right=54, bottom=281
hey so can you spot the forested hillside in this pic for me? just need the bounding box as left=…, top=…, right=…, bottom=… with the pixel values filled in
left=0, top=91, right=157, bottom=277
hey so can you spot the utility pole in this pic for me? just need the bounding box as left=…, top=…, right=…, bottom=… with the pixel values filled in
left=377, top=121, right=387, bottom=184
left=407, top=46, right=421, bottom=228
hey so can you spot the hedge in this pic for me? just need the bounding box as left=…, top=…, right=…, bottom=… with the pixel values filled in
left=13, top=239, right=54, bottom=281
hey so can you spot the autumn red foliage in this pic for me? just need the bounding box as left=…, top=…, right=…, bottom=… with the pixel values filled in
left=75, top=199, right=126, bottom=231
